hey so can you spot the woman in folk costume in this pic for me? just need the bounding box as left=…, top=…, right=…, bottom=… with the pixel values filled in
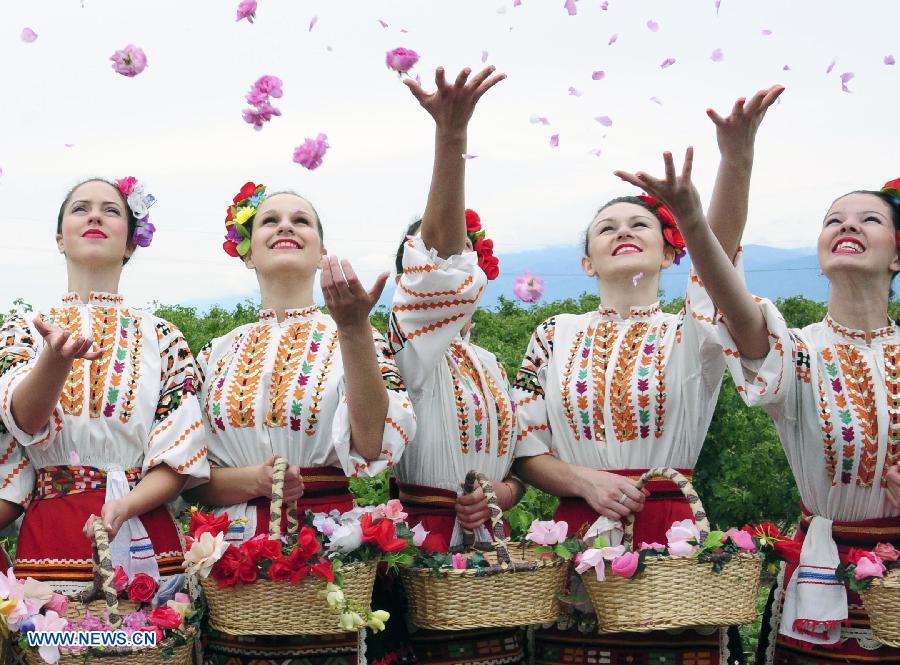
left=386, top=64, right=526, bottom=664
left=0, top=177, right=209, bottom=594
left=618, top=134, right=900, bottom=661
left=189, top=183, right=416, bottom=665
left=0, top=427, right=35, bottom=571
left=511, top=85, right=784, bottom=665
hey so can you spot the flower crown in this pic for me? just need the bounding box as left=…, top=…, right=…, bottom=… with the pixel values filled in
left=880, top=178, right=900, bottom=248
left=115, top=177, right=156, bottom=247
left=465, top=209, right=500, bottom=280
left=638, top=193, right=686, bottom=265
left=223, top=181, right=267, bottom=257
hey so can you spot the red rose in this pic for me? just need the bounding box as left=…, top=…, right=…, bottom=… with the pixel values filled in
left=310, top=560, right=335, bottom=583
left=189, top=511, right=231, bottom=539
left=474, top=237, right=493, bottom=255
left=234, top=182, right=259, bottom=204
left=211, top=546, right=243, bottom=589
left=773, top=539, right=802, bottom=566
left=139, top=626, right=165, bottom=644
left=148, top=606, right=183, bottom=630
left=223, top=240, right=239, bottom=257
left=662, top=225, right=686, bottom=251
left=465, top=209, right=482, bottom=233
left=238, top=550, right=258, bottom=584
left=289, top=565, right=312, bottom=585
left=225, top=207, right=234, bottom=223
left=874, top=543, right=900, bottom=562
left=480, top=255, right=500, bottom=281
left=268, top=556, right=295, bottom=583
left=847, top=547, right=878, bottom=566
left=127, top=573, right=159, bottom=603
left=420, top=532, right=449, bottom=554
left=883, top=177, right=900, bottom=191
left=656, top=204, right=677, bottom=228
left=113, top=566, right=129, bottom=595
left=294, top=527, right=321, bottom=563
left=241, top=534, right=281, bottom=565
left=361, top=513, right=408, bottom=553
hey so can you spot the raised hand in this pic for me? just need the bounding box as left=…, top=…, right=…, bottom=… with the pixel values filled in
left=404, top=65, right=506, bottom=133
left=320, top=256, right=388, bottom=332
left=707, top=85, right=784, bottom=162
left=615, top=147, right=704, bottom=230
left=33, top=314, right=103, bottom=363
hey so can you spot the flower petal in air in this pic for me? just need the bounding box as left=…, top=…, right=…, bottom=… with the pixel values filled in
left=21, top=28, right=38, bottom=43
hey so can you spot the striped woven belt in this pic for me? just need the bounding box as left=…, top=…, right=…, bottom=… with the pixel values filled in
left=35, top=465, right=141, bottom=500
left=391, top=479, right=457, bottom=510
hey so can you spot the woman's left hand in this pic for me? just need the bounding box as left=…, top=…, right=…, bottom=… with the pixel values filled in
left=455, top=484, right=491, bottom=530
left=887, top=464, right=900, bottom=510
left=321, top=256, right=389, bottom=331
left=83, top=499, right=131, bottom=543
left=614, top=147, right=704, bottom=230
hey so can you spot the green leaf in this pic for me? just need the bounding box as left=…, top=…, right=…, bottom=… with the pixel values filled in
left=702, top=531, right=726, bottom=551
left=554, top=543, right=573, bottom=560
left=237, top=238, right=251, bottom=255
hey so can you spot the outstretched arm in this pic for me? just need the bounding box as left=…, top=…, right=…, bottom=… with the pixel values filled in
left=615, top=149, right=770, bottom=359
left=706, top=85, right=783, bottom=260
left=405, top=66, right=506, bottom=258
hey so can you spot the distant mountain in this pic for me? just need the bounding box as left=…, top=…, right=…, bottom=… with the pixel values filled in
left=184, top=244, right=826, bottom=313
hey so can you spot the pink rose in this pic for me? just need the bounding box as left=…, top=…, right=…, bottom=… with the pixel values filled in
left=109, top=44, right=148, bottom=77
left=513, top=272, right=545, bottom=304
left=666, top=519, right=701, bottom=556
left=874, top=543, right=900, bottom=562
left=113, top=566, right=129, bottom=595
left=855, top=554, right=887, bottom=580
left=526, top=520, right=569, bottom=546
left=639, top=542, right=665, bottom=550
left=611, top=552, right=640, bottom=578
left=292, top=133, right=330, bottom=170
left=724, top=528, right=757, bottom=552
left=385, top=47, right=419, bottom=74
left=236, top=0, right=257, bottom=23
left=451, top=553, right=467, bottom=570
left=45, top=593, right=69, bottom=616
left=377, top=499, right=408, bottom=523
left=667, top=539, right=698, bottom=557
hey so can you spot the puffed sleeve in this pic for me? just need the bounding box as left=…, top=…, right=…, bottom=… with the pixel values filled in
left=143, top=320, right=210, bottom=486
left=388, top=236, right=487, bottom=400
left=512, top=316, right=556, bottom=458
left=0, top=317, right=63, bottom=447
left=331, top=328, right=417, bottom=477
left=0, top=430, right=35, bottom=508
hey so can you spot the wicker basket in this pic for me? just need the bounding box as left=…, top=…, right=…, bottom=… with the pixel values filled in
left=861, top=569, right=900, bottom=647
left=581, top=467, right=762, bottom=633
left=400, top=470, right=569, bottom=631
left=200, top=458, right=376, bottom=635
left=20, top=521, right=196, bottom=665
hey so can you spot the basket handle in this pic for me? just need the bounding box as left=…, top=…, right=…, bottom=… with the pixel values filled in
left=621, top=467, right=709, bottom=551
left=269, top=457, right=299, bottom=540
left=80, top=520, right=122, bottom=629
left=460, top=470, right=511, bottom=566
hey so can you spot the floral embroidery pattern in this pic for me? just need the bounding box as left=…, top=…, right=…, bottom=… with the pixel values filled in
left=816, top=354, right=839, bottom=485
left=823, top=347, right=855, bottom=485
left=453, top=370, right=470, bottom=454
left=835, top=344, right=878, bottom=487
left=119, top=314, right=143, bottom=424
left=54, top=307, right=85, bottom=416
left=451, top=342, right=490, bottom=452
left=88, top=307, right=117, bottom=418
left=103, top=314, right=132, bottom=418
left=561, top=330, right=585, bottom=440
left=590, top=322, right=615, bottom=443
left=654, top=322, right=669, bottom=438
left=266, top=321, right=312, bottom=428
left=289, top=322, right=323, bottom=432
left=883, top=344, right=900, bottom=486
left=484, top=367, right=512, bottom=457
left=208, top=334, right=244, bottom=431
left=609, top=323, right=649, bottom=442
left=635, top=327, right=659, bottom=440
left=305, top=328, right=338, bottom=437
left=575, top=329, right=594, bottom=441
left=227, top=326, right=272, bottom=428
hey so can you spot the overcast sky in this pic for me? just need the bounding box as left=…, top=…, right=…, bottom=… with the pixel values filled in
left=1, top=0, right=897, bottom=312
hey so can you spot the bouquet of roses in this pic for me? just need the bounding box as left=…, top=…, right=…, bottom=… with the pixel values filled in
left=836, top=543, right=900, bottom=593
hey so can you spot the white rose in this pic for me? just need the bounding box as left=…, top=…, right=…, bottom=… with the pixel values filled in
left=326, top=522, right=363, bottom=554
left=182, top=531, right=229, bottom=578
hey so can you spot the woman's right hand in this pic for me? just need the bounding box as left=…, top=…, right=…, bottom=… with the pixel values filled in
left=578, top=469, right=646, bottom=520
left=33, top=314, right=103, bottom=363
left=256, top=456, right=304, bottom=503
left=707, top=85, right=784, bottom=162
left=404, top=65, right=506, bottom=134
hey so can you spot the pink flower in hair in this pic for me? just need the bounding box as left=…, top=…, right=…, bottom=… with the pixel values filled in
left=293, top=133, right=330, bottom=170
left=116, top=177, right=138, bottom=197
left=110, top=45, right=148, bottom=77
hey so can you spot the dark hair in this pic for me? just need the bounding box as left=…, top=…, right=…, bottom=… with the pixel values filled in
left=583, top=195, right=671, bottom=256
left=57, top=178, right=138, bottom=265
left=395, top=219, right=422, bottom=274
left=832, top=190, right=900, bottom=299
left=248, top=190, right=324, bottom=245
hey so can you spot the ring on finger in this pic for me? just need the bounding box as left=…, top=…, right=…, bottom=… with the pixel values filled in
left=617, top=492, right=628, bottom=506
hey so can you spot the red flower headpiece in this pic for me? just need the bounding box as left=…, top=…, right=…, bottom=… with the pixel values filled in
left=465, top=209, right=500, bottom=280
left=638, top=194, right=687, bottom=265
left=878, top=178, right=900, bottom=248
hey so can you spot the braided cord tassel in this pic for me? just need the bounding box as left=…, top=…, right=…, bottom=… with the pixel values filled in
left=92, top=520, right=122, bottom=629
left=269, top=458, right=288, bottom=541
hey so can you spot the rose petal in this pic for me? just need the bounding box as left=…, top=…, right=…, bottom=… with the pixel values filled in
left=608, top=33, right=618, bottom=45
left=377, top=19, right=388, bottom=28
left=462, top=153, right=477, bottom=160
left=632, top=272, right=644, bottom=286
left=482, top=50, right=489, bottom=63
left=660, top=57, right=676, bottom=69
left=647, top=20, right=659, bottom=32
left=514, top=0, right=522, bottom=6
left=21, top=28, right=38, bottom=43
left=595, top=115, right=612, bottom=126
left=783, top=64, right=791, bottom=71
left=308, top=15, right=318, bottom=31
left=840, top=71, right=854, bottom=93
left=568, top=86, right=582, bottom=96
left=589, top=148, right=602, bottom=156
left=711, top=48, right=724, bottom=62
left=400, top=28, right=408, bottom=33
left=601, top=1, right=608, bottom=9
left=529, top=114, right=550, bottom=125
left=761, top=29, right=773, bottom=36
left=714, top=0, right=722, bottom=14
left=649, top=96, right=663, bottom=105
left=826, top=58, right=836, bottom=74
left=549, top=134, right=559, bottom=147
left=592, top=70, right=605, bottom=80
left=564, top=0, right=577, bottom=16
left=885, top=55, right=895, bottom=66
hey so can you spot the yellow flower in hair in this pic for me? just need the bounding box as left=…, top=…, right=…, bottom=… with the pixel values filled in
left=233, top=205, right=256, bottom=227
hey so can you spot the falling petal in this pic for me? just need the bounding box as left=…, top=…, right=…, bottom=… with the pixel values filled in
left=608, top=33, right=619, bottom=46
left=462, top=153, right=477, bottom=160
left=549, top=134, right=560, bottom=147
left=761, top=29, right=772, bottom=36
left=21, top=27, right=38, bottom=43
left=782, top=64, right=791, bottom=71
left=595, top=115, right=613, bottom=126
left=309, top=15, right=318, bottom=31
left=660, top=57, right=676, bottom=69
left=601, top=1, right=609, bottom=9
left=529, top=114, right=550, bottom=125
left=564, top=0, right=577, bottom=16
left=589, top=148, right=603, bottom=156
left=482, top=50, right=489, bottom=63
left=649, top=96, right=663, bottom=105
left=400, top=28, right=408, bottom=33
left=646, top=20, right=659, bottom=32
left=632, top=272, right=645, bottom=286
left=64, top=143, right=75, bottom=148
left=377, top=19, right=389, bottom=28
left=840, top=71, right=854, bottom=93
left=514, top=0, right=522, bottom=6
left=592, top=70, right=605, bottom=80
left=825, top=59, right=836, bottom=74
left=886, top=55, right=896, bottom=66
left=714, top=0, right=722, bottom=15
left=710, top=48, right=724, bottom=62
left=568, top=86, right=582, bottom=96
left=415, top=74, right=422, bottom=85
